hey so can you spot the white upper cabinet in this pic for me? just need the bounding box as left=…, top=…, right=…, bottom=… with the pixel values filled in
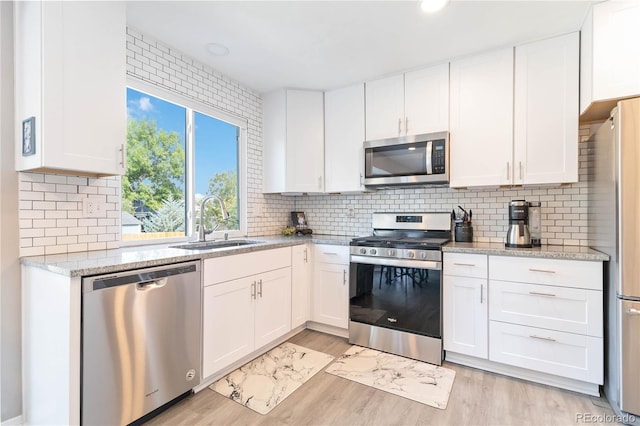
left=14, top=1, right=126, bottom=176
left=514, top=32, right=579, bottom=185
left=451, top=35, right=579, bottom=188
left=450, top=48, right=514, bottom=188
left=324, top=84, right=366, bottom=192
left=404, top=65, right=450, bottom=136
left=365, top=63, right=449, bottom=140
left=580, top=1, right=640, bottom=121
left=263, top=89, right=324, bottom=193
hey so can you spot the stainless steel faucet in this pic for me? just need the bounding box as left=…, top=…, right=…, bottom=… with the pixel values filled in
left=197, top=194, right=230, bottom=242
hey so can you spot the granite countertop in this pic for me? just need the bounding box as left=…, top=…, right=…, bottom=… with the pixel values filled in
left=21, top=234, right=354, bottom=277
left=442, top=241, right=609, bottom=262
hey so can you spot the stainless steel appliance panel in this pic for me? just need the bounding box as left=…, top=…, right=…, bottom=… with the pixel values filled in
left=364, top=131, right=449, bottom=186
left=349, top=321, right=442, bottom=366
left=619, top=98, right=640, bottom=299
left=620, top=299, right=640, bottom=415
left=82, top=261, right=201, bottom=426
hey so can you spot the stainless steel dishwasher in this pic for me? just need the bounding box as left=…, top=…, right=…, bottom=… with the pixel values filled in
left=81, top=261, right=201, bottom=425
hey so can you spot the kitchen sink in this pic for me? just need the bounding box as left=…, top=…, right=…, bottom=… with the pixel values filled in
left=170, top=239, right=265, bottom=250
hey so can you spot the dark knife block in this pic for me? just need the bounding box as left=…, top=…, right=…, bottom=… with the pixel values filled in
left=454, top=222, right=473, bottom=243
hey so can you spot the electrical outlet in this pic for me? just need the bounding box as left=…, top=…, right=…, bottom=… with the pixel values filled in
left=346, top=206, right=355, bottom=218
left=83, top=197, right=106, bottom=218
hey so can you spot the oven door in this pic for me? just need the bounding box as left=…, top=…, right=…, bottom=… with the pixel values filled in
left=349, top=255, right=442, bottom=339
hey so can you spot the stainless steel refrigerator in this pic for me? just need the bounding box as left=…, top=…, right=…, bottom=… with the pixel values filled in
left=588, top=97, right=640, bottom=418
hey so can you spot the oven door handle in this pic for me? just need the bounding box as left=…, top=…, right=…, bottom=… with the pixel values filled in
left=350, top=255, right=441, bottom=270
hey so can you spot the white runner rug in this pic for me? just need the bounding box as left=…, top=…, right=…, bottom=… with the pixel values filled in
left=325, top=345, right=456, bottom=409
left=210, top=342, right=334, bottom=415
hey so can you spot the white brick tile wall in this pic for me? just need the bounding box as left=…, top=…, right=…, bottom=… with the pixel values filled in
left=18, top=172, right=121, bottom=256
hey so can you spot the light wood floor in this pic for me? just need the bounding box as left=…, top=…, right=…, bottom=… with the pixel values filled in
left=146, top=330, right=617, bottom=426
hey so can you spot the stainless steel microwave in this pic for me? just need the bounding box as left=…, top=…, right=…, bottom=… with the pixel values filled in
left=363, top=131, right=449, bottom=186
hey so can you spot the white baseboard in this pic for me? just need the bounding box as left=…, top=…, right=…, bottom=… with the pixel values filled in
left=1, top=415, right=23, bottom=426
left=445, top=351, right=601, bottom=396
left=306, top=321, right=348, bottom=338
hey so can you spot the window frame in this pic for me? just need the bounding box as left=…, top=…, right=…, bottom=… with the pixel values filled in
left=121, top=76, right=248, bottom=246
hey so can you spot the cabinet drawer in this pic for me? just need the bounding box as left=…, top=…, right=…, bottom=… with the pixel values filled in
left=314, top=244, right=349, bottom=265
left=203, top=247, right=291, bottom=286
left=489, top=256, right=602, bottom=290
left=490, top=281, right=602, bottom=337
left=444, top=253, right=488, bottom=278
left=489, top=321, right=603, bottom=384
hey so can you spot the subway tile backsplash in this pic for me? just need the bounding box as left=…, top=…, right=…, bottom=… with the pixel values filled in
left=16, top=27, right=600, bottom=256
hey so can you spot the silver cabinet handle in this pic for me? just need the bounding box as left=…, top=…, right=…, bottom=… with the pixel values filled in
left=529, top=291, right=556, bottom=297
left=507, top=161, right=510, bottom=180
left=627, top=308, right=640, bottom=316
left=530, top=335, right=556, bottom=342
left=405, top=117, right=409, bottom=135
left=304, top=248, right=308, bottom=263
left=324, top=252, right=338, bottom=256
left=119, top=144, right=126, bottom=168
left=360, top=173, right=364, bottom=186
left=453, top=263, right=476, bottom=267
left=398, top=118, right=402, bottom=135
left=251, top=281, right=256, bottom=300
left=258, top=279, right=263, bottom=298
left=529, top=268, right=556, bottom=274
left=480, top=284, right=484, bottom=304
left=318, top=176, right=322, bottom=189
left=519, top=161, right=523, bottom=180
left=343, top=270, right=347, bottom=285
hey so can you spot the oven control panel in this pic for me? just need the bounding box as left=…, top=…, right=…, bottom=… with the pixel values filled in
left=351, top=246, right=441, bottom=262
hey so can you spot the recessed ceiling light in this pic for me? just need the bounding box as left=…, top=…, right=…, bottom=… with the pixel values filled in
left=420, top=0, right=450, bottom=13
left=206, top=43, right=229, bottom=57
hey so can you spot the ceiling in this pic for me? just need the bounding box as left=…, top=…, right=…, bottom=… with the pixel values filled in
left=126, top=1, right=595, bottom=94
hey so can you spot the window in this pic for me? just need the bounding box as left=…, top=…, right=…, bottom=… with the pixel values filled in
left=122, top=80, right=246, bottom=243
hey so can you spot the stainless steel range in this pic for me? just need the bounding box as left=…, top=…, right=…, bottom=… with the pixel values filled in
left=349, top=212, right=451, bottom=365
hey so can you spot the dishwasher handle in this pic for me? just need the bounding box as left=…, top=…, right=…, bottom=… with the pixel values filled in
left=136, top=278, right=168, bottom=291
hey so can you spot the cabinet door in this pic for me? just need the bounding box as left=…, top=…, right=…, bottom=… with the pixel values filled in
left=291, top=244, right=311, bottom=328
left=254, top=267, right=292, bottom=349
left=202, top=277, right=255, bottom=379
left=286, top=90, right=324, bottom=192
left=404, top=63, right=450, bottom=136
left=450, top=48, right=514, bottom=188
left=443, top=275, right=488, bottom=358
left=365, top=74, right=404, bottom=140
left=591, top=1, right=640, bottom=105
left=324, top=84, right=365, bottom=192
left=313, top=262, right=349, bottom=329
left=514, top=33, right=579, bottom=185
left=15, top=1, right=126, bottom=176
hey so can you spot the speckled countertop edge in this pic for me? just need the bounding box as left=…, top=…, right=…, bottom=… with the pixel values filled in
left=20, top=235, right=354, bottom=277
left=442, top=242, right=609, bottom=262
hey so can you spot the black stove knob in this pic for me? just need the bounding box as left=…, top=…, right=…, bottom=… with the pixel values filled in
left=359, top=248, right=367, bottom=254
left=420, top=252, right=427, bottom=259
left=369, top=248, right=377, bottom=255
left=389, top=249, right=396, bottom=256
left=407, top=251, right=415, bottom=259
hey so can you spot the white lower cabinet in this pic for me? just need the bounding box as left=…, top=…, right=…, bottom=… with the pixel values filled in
left=489, top=321, right=603, bottom=384
left=443, top=251, right=604, bottom=393
left=487, top=255, right=604, bottom=386
left=443, top=253, right=488, bottom=358
left=312, top=244, right=349, bottom=329
left=202, top=248, right=292, bottom=379
left=291, top=243, right=311, bottom=328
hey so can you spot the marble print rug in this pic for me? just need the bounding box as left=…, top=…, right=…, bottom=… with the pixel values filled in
left=325, top=345, right=456, bottom=409
left=209, top=342, right=334, bottom=415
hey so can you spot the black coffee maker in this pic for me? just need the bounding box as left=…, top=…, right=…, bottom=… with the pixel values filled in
left=505, top=200, right=532, bottom=248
